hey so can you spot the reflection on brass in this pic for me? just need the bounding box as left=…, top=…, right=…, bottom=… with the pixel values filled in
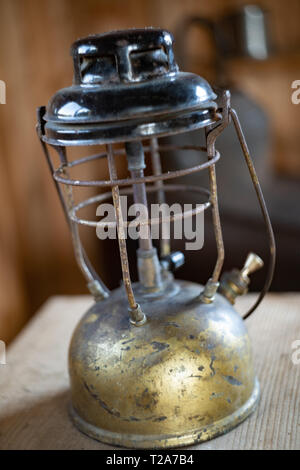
left=219, top=253, right=264, bottom=305
left=242, top=253, right=264, bottom=280
left=69, top=281, right=259, bottom=449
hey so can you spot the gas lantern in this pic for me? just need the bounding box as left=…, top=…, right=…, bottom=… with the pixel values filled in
left=37, top=28, right=275, bottom=448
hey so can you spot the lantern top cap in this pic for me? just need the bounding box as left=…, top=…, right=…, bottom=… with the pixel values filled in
left=42, top=28, right=220, bottom=146
left=71, top=28, right=177, bottom=84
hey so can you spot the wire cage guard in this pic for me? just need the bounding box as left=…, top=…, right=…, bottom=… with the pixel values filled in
left=37, top=99, right=275, bottom=320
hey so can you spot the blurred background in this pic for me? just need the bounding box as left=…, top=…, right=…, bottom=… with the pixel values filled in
left=0, top=0, right=300, bottom=344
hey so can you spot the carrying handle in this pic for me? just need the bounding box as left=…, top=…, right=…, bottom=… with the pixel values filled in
left=230, top=108, right=276, bottom=319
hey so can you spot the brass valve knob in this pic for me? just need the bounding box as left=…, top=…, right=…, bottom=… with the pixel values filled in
left=219, top=252, right=264, bottom=304
left=240, top=252, right=264, bottom=280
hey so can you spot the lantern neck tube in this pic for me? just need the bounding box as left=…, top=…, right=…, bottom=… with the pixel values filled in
left=125, top=141, right=163, bottom=292
left=150, top=138, right=171, bottom=258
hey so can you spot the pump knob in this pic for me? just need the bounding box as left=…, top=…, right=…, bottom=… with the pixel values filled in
left=219, top=252, right=264, bottom=304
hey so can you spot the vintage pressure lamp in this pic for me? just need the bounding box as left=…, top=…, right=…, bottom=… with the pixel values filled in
left=37, top=29, right=275, bottom=448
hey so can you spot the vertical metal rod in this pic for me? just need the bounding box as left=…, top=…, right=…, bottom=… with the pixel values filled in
left=125, top=141, right=152, bottom=251
left=130, top=168, right=152, bottom=251
left=199, top=126, right=226, bottom=303
left=208, top=160, right=225, bottom=283
left=125, top=141, right=162, bottom=292
left=205, top=123, right=225, bottom=285
left=150, top=138, right=171, bottom=257
left=107, top=144, right=138, bottom=311
left=202, top=90, right=231, bottom=290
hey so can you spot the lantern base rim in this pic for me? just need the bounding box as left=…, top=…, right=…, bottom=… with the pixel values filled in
left=69, top=378, right=259, bottom=449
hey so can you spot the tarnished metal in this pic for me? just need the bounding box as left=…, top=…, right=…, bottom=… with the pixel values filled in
left=204, top=90, right=231, bottom=286
left=150, top=137, right=170, bottom=258
left=107, top=144, right=141, bottom=318
left=126, top=141, right=162, bottom=291
left=199, top=278, right=220, bottom=304
left=219, top=253, right=264, bottom=304
left=37, top=28, right=275, bottom=449
left=68, top=183, right=211, bottom=229
left=36, top=110, right=110, bottom=301
left=59, top=147, right=109, bottom=301
left=52, top=145, right=221, bottom=188
left=69, top=281, right=259, bottom=448
left=137, top=248, right=163, bottom=293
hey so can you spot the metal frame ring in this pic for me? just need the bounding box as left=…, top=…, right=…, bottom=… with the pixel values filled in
left=53, top=146, right=220, bottom=188
left=68, top=184, right=211, bottom=228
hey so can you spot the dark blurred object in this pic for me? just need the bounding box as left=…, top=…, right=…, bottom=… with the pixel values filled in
left=214, top=4, right=272, bottom=60
left=175, top=5, right=272, bottom=85
left=179, top=5, right=272, bottom=62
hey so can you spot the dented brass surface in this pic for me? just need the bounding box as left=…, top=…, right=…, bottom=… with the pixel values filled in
left=69, top=280, right=259, bottom=448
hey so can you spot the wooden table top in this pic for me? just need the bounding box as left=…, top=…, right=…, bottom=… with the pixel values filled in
left=0, top=293, right=299, bottom=450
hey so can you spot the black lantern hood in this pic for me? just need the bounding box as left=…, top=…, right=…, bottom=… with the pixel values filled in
left=42, top=28, right=220, bottom=146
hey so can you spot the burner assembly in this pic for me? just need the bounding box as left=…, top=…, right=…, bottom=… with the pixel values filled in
left=37, top=28, right=275, bottom=448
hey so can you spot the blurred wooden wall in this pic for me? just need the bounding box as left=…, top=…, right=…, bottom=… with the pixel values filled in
left=0, top=0, right=300, bottom=343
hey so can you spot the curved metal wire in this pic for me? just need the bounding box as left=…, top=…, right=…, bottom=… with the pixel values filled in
left=68, top=184, right=211, bottom=228
left=230, top=108, right=276, bottom=320
left=53, top=146, right=220, bottom=188
left=36, top=116, right=110, bottom=301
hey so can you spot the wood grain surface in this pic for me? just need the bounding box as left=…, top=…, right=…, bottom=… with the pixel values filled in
left=0, top=293, right=299, bottom=450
